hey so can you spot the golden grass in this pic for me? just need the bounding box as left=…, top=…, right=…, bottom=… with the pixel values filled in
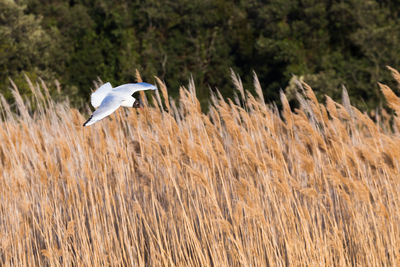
left=1, top=72, right=400, bottom=266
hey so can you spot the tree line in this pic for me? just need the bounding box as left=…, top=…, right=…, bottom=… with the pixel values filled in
left=2, top=0, right=400, bottom=109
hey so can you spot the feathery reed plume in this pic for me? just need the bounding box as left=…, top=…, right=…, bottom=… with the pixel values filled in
left=135, top=69, right=148, bottom=106
left=231, top=69, right=245, bottom=103
left=1, top=70, right=400, bottom=266
left=253, top=71, right=265, bottom=105
left=387, top=66, right=400, bottom=89
left=155, top=76, right=170, bottom=112
left=379, top=82, right=400, bottom=114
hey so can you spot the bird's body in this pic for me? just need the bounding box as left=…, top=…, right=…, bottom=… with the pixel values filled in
left=83, top=82, right=157, bottom=126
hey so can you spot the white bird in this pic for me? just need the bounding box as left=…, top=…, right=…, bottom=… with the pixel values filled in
left=83, top=82, right=157, bottom=126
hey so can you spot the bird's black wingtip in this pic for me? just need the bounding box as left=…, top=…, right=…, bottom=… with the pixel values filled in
left=83, top=116, right=92, bottom=127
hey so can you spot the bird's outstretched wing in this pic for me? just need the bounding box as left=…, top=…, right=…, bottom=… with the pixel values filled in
left=91, top=82, right=113, bottom=108
left=114, top=82, right=157, bottom=97
left=84, top=94, right=122, bottom=126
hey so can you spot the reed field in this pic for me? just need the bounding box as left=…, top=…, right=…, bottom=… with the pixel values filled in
left=2, top=69, right=400, bottom=266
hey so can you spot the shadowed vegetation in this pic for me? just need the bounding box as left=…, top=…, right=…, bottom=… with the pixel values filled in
left=2, top=0, right=400, bottom=108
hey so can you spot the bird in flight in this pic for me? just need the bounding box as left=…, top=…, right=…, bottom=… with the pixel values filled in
left=83, top=82, right=157, bottom=126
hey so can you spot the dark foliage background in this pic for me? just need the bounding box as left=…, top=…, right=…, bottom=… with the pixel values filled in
left=2, top=0, right=400, bottom=109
